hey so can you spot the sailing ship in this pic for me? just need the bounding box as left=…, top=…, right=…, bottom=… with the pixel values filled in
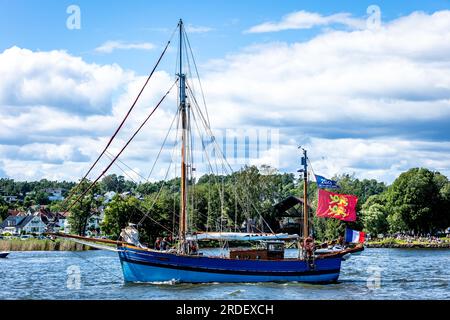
left=52, top=19, right=363, bottom=284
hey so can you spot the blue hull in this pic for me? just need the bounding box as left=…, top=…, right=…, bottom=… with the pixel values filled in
left=118, top=247, right=342, bottom=283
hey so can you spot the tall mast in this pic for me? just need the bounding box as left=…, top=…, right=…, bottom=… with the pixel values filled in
left=302, top=149, right=308, bottom=240
left=298, top=148, right=308, bottom=240
left=178, top=19, right=188, bottom=253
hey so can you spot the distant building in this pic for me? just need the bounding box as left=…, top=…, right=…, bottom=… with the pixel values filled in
left=55, top=209, right=104, bottom=236
left=58, top=211, right=71, bottom=234
left=7, top=209, right=27, bottom=217
left=45, top=188, right=65, bottom=201
left=37, top=208, right=65, bottom=233
left=19, top=215, right=47, bottom=234
left=3, top=195, right=19, bottom=203
left=0, top=216, right=21, bottom=235
left=85, top=208, right=104, bottom=236
left=103, top=191, right=116, bottom=203
left=0, top=208, right=66, bottom=235
left=0, top=214, right=46, bottom=235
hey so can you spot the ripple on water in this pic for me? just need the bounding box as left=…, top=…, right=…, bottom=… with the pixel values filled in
left=1, top=248, right=449, bottom=299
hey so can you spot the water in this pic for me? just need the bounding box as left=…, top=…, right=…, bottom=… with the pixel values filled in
left=0, top=248, right=448, bottom=300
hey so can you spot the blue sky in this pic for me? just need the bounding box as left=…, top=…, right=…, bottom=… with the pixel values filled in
left=1, top=0, right=450, bottom=183
left=2, top=0, right=448, bottom=71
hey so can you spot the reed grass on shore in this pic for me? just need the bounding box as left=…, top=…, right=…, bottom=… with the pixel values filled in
left=0, top=239, right=92, bottom=251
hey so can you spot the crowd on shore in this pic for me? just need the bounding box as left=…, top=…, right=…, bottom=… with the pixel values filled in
left=390, top=233, right=447, bottom=243
left=367, top=232, right=450, bottom=244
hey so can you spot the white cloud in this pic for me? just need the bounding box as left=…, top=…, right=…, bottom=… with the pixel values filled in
left=203, top=11, right=450, bottom=130
left=95, top=41, right=155, bottom=53
left=2, top=10, right=450, bottom=183
left=0, top=46, right=176, bottom=181
left=185, top=24, right=214, bottom=34
left=200, top=10, right=450, bottom=182
left=245, top=10, right=365, bottom=33
left=0, top=47, right=131, bottom=114
left=304, top=138, right=450, bottom=183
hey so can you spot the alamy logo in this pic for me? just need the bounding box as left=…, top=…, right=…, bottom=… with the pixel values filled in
left=200, top=128, right=280, bottom=168
left=66, top=5, right=81, bottom=30
left=367, top=265, right=383, bottom=289
left=366, top=5, right=381, bottom=30
left=67, top=265, right=81, bottom=289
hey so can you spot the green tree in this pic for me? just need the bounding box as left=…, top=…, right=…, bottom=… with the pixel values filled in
left=67, top=181, right=100, bottom=236
left=100, top=174, right=131, bottom=193
left=34, top=191, right=50, bottom=205
left=102, top=195, right=142, bottom=238
left=49, top=201, right=64, bottom=213
left=0, top=199, right=8, bottom=222
left=139, top=189, right=179, bottom=244
left=385, top=168, right=445, bottom=234
left=361, top=194, right=389, bottom=235
left=23, top=195, right=34, bottom=208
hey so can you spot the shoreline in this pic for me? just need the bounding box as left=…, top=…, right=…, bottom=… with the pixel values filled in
left=365, top=242, right=450, bottom=249
left=0, top=239, right=92, bottom=251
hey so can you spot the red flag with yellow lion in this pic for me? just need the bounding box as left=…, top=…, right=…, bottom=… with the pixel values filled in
left=316, top=189, right=358, bottom=222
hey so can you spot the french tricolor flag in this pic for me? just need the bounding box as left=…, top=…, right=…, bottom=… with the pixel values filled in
left=345, top=228, right=365, bottom=243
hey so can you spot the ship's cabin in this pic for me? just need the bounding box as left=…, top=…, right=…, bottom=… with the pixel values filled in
left=229, top=241, right=285, bottom=260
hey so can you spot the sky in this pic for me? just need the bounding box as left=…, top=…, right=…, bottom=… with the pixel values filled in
left=1, top=0, right=450, bottom=184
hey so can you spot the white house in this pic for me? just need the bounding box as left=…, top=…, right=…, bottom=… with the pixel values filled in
left=45, top=188, right=65, bottom=201
left=57, top=209, right=105, bottom=236
left=1, top=216, right=20, bottom=234
left=0, top=207, right=71, bottom=235
left=85, top=209, right=105, bottom=236
left=20, top=214, right=47, bottom=234
left=0, top=213, right=47, bottom=235
left=58, top=212, right=71, bottom=234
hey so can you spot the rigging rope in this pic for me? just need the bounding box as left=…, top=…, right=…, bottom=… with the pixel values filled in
left=146, top=106, right=180, bottom=181
left=188, top=95, right=269, bottom=234
left=187, top=83, right=275, bottom=234
left=105, top=150, right=146, bottom=182
left=62, top=35, right=175, bottom=209
left=65, top=80, right=178, bottom=214
left=69, top=250, right=124, bottom=282
left=183, top=27, right=211, bottom=127
left=138, top=108, right=181, bottom=227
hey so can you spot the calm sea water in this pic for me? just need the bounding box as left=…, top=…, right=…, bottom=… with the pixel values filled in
left=0, top=248, right=448, bottom=300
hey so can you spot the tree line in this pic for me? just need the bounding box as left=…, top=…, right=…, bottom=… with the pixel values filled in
left=1, top=167, right=449, bottom=243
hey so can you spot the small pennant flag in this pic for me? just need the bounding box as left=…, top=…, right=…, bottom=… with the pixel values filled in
left=316, top=189, right=358, bottom=222
left=345, top=228, right=365, bottom=243
left=315, top=174, right=340, bottom=189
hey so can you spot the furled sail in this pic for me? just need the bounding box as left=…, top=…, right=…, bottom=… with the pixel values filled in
left=120, top=224, right=141, bottom=246
left=186, top=232, right=299, bottom=241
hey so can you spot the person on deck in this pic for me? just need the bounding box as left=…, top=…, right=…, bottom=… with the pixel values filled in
left=154, top=237, right=161, bottom=250
left=304, top=236, right=315, bottom=258
left=189, top=241, right=198, bottom=254
left=160, top=237, right=168, bottom=250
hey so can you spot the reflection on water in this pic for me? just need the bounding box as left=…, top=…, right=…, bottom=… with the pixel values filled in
left=0, top=248, right=448, bottom=299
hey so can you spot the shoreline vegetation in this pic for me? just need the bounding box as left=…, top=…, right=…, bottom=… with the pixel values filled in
left=365, top=238, right=450, bottom=248
left=1, top=167, right=449, bottom=248
left=0, top=239, right=92, bottom=251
